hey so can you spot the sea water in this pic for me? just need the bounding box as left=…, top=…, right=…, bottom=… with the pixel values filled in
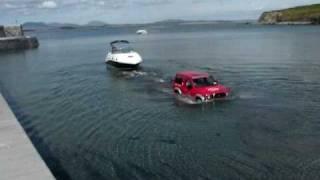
left=1, top=24, right=320, bottom=179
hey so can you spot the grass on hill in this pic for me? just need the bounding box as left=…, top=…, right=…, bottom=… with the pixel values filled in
left=278, top=4, right=320, bottom=22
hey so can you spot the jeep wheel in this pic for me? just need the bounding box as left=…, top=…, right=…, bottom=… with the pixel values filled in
left=195, top=97, right=203, bottom=103
left=174, top=89, right=181, bottom=95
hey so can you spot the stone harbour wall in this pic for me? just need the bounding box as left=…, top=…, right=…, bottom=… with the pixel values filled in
left=3, top=25, right=24, bottom=37
left=0, top=37, right=39, bottom=51
left=0, top=25, right=39, bottom=51
left=0, top=26, right=6, bottom=37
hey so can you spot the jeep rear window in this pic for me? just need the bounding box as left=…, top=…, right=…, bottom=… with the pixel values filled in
left=193, top=77, right=217, bottom=87
left=175, top=77, right=183, bottom=84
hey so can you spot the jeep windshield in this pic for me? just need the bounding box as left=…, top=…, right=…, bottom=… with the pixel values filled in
left=193, top=76, right=217, bottom=87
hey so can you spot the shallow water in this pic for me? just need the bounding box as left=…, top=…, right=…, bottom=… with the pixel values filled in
left=1, top=24, right=320, bottom=179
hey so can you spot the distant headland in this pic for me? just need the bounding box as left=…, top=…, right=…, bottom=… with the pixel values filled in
left=259, top=4, right=320, bottom=25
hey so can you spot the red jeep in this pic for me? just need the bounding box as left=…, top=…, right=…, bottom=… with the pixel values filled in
left=173, top=71, right=231, bottom=102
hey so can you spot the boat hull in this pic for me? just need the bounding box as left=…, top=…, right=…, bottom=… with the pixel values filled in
left=106, top=61, right=140, bottom=69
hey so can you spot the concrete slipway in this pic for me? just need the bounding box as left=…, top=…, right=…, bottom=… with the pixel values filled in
left=0, top=93, right=55, bottom=180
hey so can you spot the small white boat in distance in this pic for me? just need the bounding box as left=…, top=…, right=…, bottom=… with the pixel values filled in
left=106, top=40, right=143, bottom=68
left=136, top=29, right=148, bottom=35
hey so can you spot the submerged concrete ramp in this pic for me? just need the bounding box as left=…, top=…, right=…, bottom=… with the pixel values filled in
left=0, top=94, right=55, bottom=180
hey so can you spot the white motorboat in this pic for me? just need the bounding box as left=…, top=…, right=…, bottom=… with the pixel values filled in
left=105, top=40, right=143, bottom=68
left=136, top=29, right=148, bottom=35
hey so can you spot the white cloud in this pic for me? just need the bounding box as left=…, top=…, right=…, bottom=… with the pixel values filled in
left=1, top=0, right=320, bottom=24
left=97, top=1, right=105, bottom=6
left=132, top=0, right=172, bottom=6
left=4, top=3, right=17, bottom=9
left=38, top=1, right=58, bottom=9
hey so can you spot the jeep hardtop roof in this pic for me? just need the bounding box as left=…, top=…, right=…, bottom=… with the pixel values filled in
left=176, top=71, right=209, bottom=79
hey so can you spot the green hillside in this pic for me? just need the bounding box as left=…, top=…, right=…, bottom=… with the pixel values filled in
left=259, top=4, right=320, bottom=24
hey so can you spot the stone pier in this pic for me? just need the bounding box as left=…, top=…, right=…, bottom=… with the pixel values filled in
left=0, top=25, right=39, bottom=51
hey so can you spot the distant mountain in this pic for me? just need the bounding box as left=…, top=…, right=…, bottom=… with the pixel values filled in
left=48, top=22, right=80, bottom=28
left=23, top=21, right=107, bottom=30
left=86, top=21, right=108, bottom=27
left=22, top=19, right=254, bottom=31
left=23, top=22, right=81, bottom=30
left=259, top=4, right=320, bottom=24
left=151, top=19, right=254, bottom=25
left=152, top=19, right=186, bottom=24
left=22, top=22, right=48, bottom=29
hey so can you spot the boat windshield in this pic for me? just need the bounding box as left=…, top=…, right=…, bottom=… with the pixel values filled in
left=193, top=76, right=217, bottom=87
left=111, top=42, right=133, bottom=53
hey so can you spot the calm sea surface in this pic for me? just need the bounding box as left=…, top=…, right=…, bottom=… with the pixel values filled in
left=1, top=24, right=320, bottom=179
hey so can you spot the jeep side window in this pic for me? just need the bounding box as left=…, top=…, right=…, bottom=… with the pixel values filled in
left=186, top=81, right=193, bottom=90
left=175, top=77, right=183, bottom=84
left=209, top=76, right=218, bottom=85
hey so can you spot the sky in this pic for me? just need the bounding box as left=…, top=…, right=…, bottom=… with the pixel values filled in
left=0, top=0, right=319, bottom=24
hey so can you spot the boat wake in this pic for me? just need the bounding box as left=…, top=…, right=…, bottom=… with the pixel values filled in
left=175, top=95, right=199, bottom=105
left=121, top=70, right=148, bottom=78
left=238, top=92, right=261, bottom=100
